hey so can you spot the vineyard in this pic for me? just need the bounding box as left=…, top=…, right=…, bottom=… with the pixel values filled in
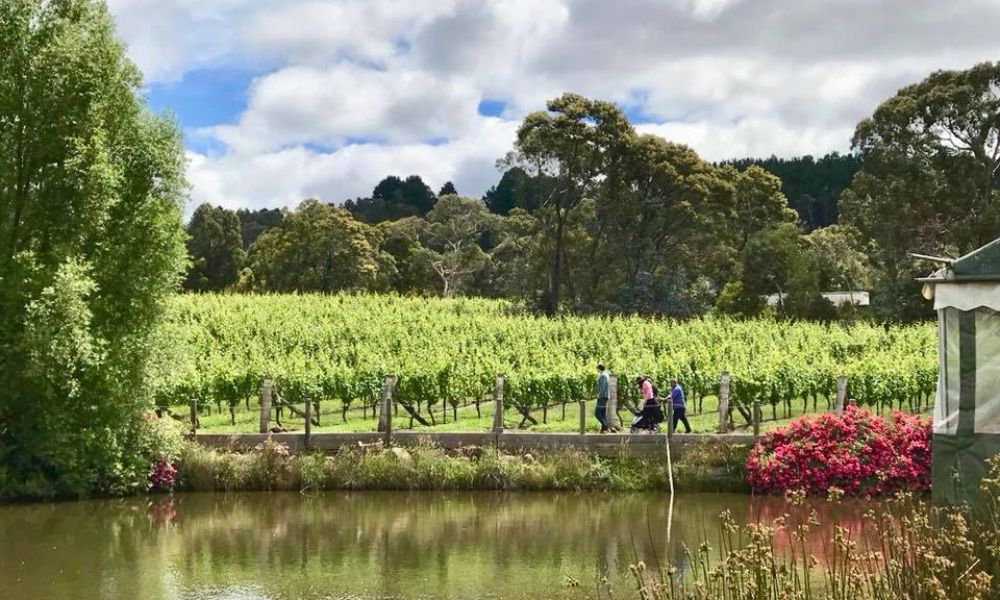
left=153, top=294, right=937, bottom=433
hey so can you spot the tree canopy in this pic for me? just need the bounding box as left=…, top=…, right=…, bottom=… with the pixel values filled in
left=0, top=0, right=187, bottom=497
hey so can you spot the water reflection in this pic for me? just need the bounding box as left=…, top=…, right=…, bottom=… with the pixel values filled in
left=0, top=491, right=872, bottom=600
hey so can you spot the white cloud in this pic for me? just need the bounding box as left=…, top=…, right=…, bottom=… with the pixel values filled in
left=108, top=0, right=1000, bottom=210
left=206, top=64, right=482, bottom=153
left=187, top=118, right=517, bottom=210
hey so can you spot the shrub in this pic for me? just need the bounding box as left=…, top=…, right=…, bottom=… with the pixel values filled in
left=747, top=405, right=930, bottom=496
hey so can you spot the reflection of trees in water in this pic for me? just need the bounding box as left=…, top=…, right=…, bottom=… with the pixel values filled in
left=0, top=492, right=876, bottom=600
left=0, top=497, right=172, bottom=599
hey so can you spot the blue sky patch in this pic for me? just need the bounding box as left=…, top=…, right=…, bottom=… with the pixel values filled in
left=146, top=67, right=258, bottom=129
left=477, top=99, right=506, bottom=117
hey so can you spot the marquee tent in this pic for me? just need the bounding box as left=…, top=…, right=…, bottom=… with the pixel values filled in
left=920, top=238, right=1000, bottom=504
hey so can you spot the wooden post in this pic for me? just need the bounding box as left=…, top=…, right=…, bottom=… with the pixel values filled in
left=716, top=371, right=731, bottom=434
left=835, top=375, right=847, bottom=415
left=579, top=399, right=587, bottom=435
left=259, top=379, right=273, bottom=434
left=492, top=375, right=505, bottom=433
left=753, top=399, right=761, bottom=437
left=377, top=375, right=396, bottom=444
left=304, top=397, right=312, bottom=448
left=189, top=399, right=198, bottom=431
left=607, top=375, right=620, bottom=431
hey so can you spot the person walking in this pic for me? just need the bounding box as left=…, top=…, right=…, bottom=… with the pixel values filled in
left=596, top=363, right=610, bottom=433
left=669, top=378, right=691, bottom=433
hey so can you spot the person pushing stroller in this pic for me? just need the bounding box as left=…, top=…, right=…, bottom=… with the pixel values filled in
left=630, top=376, right=665, bottom=433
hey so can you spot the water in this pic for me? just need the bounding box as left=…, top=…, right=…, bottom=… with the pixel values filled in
left=0, top=491, right=870, bottom=600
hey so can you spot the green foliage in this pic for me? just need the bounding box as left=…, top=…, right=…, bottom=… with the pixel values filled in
left=158, top=293, right=936, bottom=426
left=242, top=199, right=393, bottom=292
left=176, top=440, right=749, bottom=493
left=184, top=203, right=245, bottom=291
left=345, top=174, right=438, bottom=223
left=722, top=152, right=861, bottom=231
left=0, top=0, right=187, bottom=498
left=843, top=61, right=1000, bottom=321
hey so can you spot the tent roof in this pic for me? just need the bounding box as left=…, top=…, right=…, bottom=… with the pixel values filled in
left=953, top=237, right=1000, bottom=277
left=916, top=237, right=1000, bottom=311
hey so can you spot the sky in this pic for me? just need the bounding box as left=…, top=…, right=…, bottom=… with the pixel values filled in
left=107, top=0, right=1000, bottom=212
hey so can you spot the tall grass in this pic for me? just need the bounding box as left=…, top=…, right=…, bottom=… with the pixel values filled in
left=176, top=439, right=751, bottom=493
left=618, top=457, right=1000, bottom=600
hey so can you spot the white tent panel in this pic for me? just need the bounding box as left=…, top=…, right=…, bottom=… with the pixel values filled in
left=935, top=308, right=961, bottom=434
left=976, top=310, right=1000, bottom=433
left=933, top=282, right=1000, bottom=312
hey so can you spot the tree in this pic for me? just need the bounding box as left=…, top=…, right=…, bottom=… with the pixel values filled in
left=841, top=61, right=1000, bottom=320
left=587, top=134, right=732, bottom=313
left=184, top=204, right=245, bottom=291
left=421, top=195, right=495, bottom=296
left=504, top=93, right=634, bottom=315
left=724, top=165, right=799, bottom=251
left=722, top=153, right=861, bottom=231
left=437, top=181, right=457, bottom=196
left=243, top=199, right=392, bottom=293
left=483, top=167, right=547, bottom=215
left=0, top=0, right=187, bottom=497
left=804, top=225, right=872, bottom=295
left=345, top=174, right=438, bottom=223
left=236, top=207, right=283, bottom=250
left=740, top=223, right=822, bottom=318
left=379, top=216, right=437, bottom=295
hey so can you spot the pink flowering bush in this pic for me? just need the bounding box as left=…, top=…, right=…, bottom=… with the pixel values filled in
left=149, top=459, right=178, bottom=492
left=747, top=405, right=931, bottom=496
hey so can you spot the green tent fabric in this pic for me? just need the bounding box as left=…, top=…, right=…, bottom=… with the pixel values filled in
left=922, top=239, right=1000, bottom=505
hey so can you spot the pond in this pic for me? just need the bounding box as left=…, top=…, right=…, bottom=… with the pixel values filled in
left=0, top=491, right=871, bottom=600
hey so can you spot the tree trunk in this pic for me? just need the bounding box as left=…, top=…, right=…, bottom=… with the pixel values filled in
left=545, top=207, right=566, bottom=316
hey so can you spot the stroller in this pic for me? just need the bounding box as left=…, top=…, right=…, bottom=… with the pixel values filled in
left=629, top=381, right=666, bottom=433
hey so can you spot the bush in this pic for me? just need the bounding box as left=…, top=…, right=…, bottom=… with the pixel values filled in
left=747, top=405, right=930, bottom=496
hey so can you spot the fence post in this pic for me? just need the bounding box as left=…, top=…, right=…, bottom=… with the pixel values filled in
left=377, top=375, right=396, bottom=444
left=492, top=375, right=505, bottom=434
left=189, top=398, right=199, bottom=432
left=579, top=399, right=587, bottom=435
left=716, top=371, right=731, bottom=434
left=259, top=379, right=273, bottom=434
left=835, top=375, right=847, bottom=415
left=753, top=399, right=761, bottom=437
left=304, top=397, right=312, bottom=449
left=607, top=375, right=620, bottom=431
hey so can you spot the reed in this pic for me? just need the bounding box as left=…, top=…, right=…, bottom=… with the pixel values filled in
left=620, top=457, right=1000, bottom=600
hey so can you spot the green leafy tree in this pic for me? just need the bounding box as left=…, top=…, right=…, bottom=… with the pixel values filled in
left=421, top=195, right=495, bottom=296
left=0, top=0, right=187, bottom=497
left=724, top=164, right=799, bottom=251
left=437, top=181, right=457, bottom=196
left=184, top=204, right=245, bottom=291
left=345, top=174, right=438, bottom=223
left=805, top=225, right=872, bottom=296
left=379, top=216, right=437, bottom=295
left=504, top=93, right=633, bottom=315
left=588, top=135, right=732, bottom=313
left=722, top=153, right=861, bottom=231
left=243, top=199, right=393, bottom=292
left=482, top=167, right=547, bottom=215
left=842, top=61, right=1000, bottom=320
left=236, top=207, right=283, bottom=250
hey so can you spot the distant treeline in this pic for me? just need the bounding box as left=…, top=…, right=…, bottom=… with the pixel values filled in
left=188, top=63, right=1000, bottom=323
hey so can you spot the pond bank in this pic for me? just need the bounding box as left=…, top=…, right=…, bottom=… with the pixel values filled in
left=177, top=438, right=751, bottom=493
